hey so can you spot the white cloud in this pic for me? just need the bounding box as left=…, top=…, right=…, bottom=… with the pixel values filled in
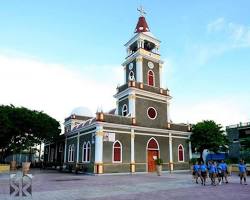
left=0, top=53, right=122, bottom=127
left=207, top=18, right=250, bottom=48
left=207, top=17, right=225, bottom=32
left=170, top=97, right=250, bottom=127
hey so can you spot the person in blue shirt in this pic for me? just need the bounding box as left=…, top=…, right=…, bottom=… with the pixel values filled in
left=220, top=160, right=229, bottom=184
left=239, top=160, right=247, bottom=185
left=193, top=161, right=200, bottom=184
left=200, top=161, right=207, bottom=186
left=209, top=161, right=217, bottom=186
left=217, top=161, right=223, bottom=185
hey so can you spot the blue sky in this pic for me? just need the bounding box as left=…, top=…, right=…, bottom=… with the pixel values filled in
left=0, top=0, right=249, bottom=126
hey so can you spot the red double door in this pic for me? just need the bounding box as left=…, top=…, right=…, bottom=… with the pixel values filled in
left=147, top=150, right=158, bottom=172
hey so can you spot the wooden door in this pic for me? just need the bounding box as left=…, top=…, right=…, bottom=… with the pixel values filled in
left=147, top=150, right=158, bottom=172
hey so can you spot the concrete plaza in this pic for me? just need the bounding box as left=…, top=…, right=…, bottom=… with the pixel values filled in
left=0, top=170, right=249, bottom=200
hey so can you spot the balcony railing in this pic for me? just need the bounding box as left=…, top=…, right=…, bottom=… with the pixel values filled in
left=116, top=81, right=170, bottom=96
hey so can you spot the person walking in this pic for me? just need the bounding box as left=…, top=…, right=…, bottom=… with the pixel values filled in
left=193, top=161, right=200, bottom=184
left=239, top=160, right=247, bottom=185
left=220, top=160, right=229, bottom=184
left=200, top=161, right=207, bottom=186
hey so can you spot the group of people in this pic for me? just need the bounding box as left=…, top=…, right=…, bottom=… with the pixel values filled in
left=192, top=159, right=248, bottom=186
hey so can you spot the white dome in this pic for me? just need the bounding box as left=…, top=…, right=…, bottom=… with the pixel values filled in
left=70, top=107, right=94, bottom=117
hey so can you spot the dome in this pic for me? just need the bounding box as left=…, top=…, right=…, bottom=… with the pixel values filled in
left=70, top=107, right=94, bottom=117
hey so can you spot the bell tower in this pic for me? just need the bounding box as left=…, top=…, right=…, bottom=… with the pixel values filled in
left=114, top=7, right=171, bottom=129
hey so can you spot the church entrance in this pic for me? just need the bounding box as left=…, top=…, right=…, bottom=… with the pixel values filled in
left=147, top=138, right=159, bottom=172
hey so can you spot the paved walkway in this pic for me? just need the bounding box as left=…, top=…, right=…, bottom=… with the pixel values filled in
left=0, top=170, right=249, bottom=200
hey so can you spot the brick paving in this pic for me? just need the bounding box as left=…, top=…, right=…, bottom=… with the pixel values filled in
left=0, top=169, right=249, bottom=200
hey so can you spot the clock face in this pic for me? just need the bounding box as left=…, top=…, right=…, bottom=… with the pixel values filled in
left=129, top=63, right=134, bottom=70
left=148, top=61, right=154, bottom=69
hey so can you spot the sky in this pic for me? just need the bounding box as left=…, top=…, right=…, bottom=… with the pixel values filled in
left=0, top=0, right=250, bottom=128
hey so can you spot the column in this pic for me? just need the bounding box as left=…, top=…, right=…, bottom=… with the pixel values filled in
left=64, top=137, right=67, bottom=163
left=136, top=57, right=143, bottom=83
left=169, top=134, right=173, bottom=172
left=95, top=125, right=104, bottom=174
left=189, top=141, right=192, bottom=160
left=159, top=63, right=163, bottom=88
left=115, top=101, right=118, bottom=115
left=130, top=129, right=135, bottom=173
left=167, top=101, right=170, bottom=123
left=76, top=132, right=80, bottom=163
left=128, top=93, right=136, bottom=118
left=124, top=66, right=127, bottom=84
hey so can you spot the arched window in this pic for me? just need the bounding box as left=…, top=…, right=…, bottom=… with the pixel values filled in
left=129, top=71, right=135, bottom=81
left=148, top=70, right=154, bottom=86
left=68, top=145, right=71, bottom=162
left=113, top=141, right=122, bottom=163
left=82, top=143, right=87, bottom=162
left=178, top=144, right=184, bottom=162
left=82, top=142, right=91, bottom=162
left=122, top=104, right=128, bottom=116
left=147, top=138, right=159, bottom=150
left=68, top=145, right=75, bottom=162
left=87, top=142, right=91, bottom=162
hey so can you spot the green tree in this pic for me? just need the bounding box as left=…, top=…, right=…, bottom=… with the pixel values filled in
left=190, top=120, right=228, bottom=161
left=0, top=105, right=61, bottom=161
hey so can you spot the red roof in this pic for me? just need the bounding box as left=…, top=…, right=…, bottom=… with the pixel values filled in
left=134, top=16, right=150, bottom=33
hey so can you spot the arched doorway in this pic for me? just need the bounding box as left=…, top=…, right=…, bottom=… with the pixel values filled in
left=147, top=138, right=159, bottom=172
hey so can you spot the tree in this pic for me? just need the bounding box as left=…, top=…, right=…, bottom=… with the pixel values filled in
left=0, top=105, right=61, bottom=161
left=190, top=120, right=228, bottom=161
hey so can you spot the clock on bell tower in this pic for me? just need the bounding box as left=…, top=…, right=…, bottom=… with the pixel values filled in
left=114, top=7, right=171, bottom=129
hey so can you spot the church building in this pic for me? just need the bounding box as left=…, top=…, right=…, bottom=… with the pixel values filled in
left=45, top=8, right=192, bottom=174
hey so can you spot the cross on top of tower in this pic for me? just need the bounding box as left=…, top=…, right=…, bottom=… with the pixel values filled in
left=137, top=6, right=146, bottom=17
left=134, top=6, right=150, bottom=33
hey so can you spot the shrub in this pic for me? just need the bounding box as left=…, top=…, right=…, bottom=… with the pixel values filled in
left=155, top=158, right=163, bottom=165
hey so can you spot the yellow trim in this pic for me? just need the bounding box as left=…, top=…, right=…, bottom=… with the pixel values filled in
left=130, top=163, right=135, bottom=173
left=96, top=131, right=104, bottom=136
left=0, top=164, right=10, bottom=173
left=136, top=57, right=143, bottom=62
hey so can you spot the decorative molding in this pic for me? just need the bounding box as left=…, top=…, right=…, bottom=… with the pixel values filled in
left=136, top=57, right=143, bottom=62
left=96, top=131, right=104, bottom=137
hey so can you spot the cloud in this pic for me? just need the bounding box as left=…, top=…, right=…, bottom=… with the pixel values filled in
left=207, top=17, right=250, bottom=48
left=179, top=18, right=250, bottom=68
left=0, top=53, right=122, bottom=126
left=170, top=96, right=250, bottom=127
left=207, top=17, right=225, bottom=32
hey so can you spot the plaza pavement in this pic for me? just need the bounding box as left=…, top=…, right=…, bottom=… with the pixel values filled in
left=0, top=169, right=249, bottom=200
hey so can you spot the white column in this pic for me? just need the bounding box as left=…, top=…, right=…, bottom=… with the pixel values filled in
left=159, top=63, right=163, bottom=88
left=131, top=129, right=135, bottom=163
left=95, top=125, right=103, bottom=163
left=124, top=66, right=127, bottom=84
left=167, top=102, right=170, bottom=123
left=64, top=137, right=67, bottom=163
left=76, top=132, right=80, bottom=163
left=189, top=141, right=192, bottom=160
left=136, top=57, right=143, bottom=83
left=128, top=93, right=136, bottom=118
left=115, top=101, right=118, bottom=115
left=169, top=134, right=173, bottom=171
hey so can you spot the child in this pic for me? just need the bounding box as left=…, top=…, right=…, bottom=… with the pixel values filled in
left=239, top=160, right=247, bottom=185
left=193, top=161, right=200, bottom=184
left=209, top=162, right=217, bottom=186
left=217, top=161, right=223, bottom=185
left=220, top=160, right=229, bottom=184
left=200, top=161, right=207, bottom=186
